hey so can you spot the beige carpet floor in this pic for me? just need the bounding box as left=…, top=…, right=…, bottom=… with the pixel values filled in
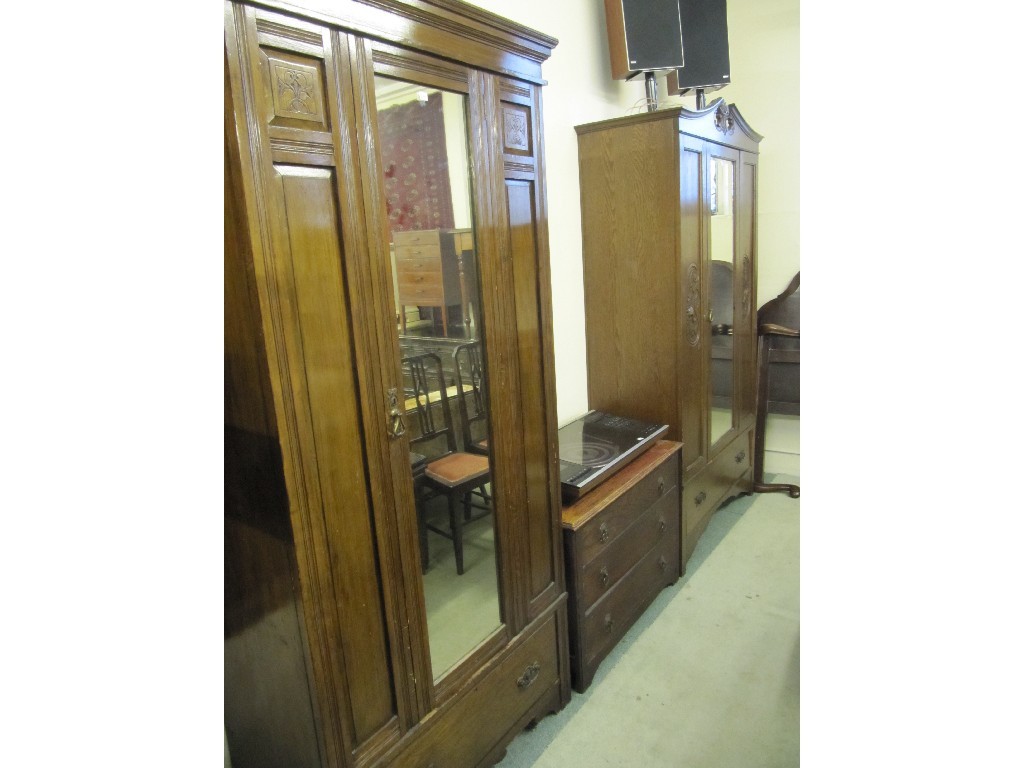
left=496, top=474, right=800, bottom=767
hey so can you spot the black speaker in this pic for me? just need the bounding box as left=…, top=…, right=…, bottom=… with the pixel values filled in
left=667, top=0, right=731, bottom=92
left=604, top=0, right=685, bottom=80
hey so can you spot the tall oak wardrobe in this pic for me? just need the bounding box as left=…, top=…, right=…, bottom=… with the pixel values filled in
left=224, top=1, right=569, bottom=766
left=576, top=102, right=763, bottom=565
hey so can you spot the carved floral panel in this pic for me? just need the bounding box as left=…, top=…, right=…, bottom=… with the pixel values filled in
left=267, top=55, right=325, bottom=125
left=502, top=104, right=531, bottom=155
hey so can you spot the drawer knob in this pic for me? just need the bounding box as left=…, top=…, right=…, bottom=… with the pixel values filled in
left=695, top=490, right=707, bottom=506
left=658, top=517, right=666, bottom=534
left=604, top=614, right=615, bottom=632
left=658, top=477, right=665, bottom=494
left=599, top=523, right=610, bottom=543
left=599, top=566, right=609, bottom=587
left=517, top=661, right=541, bottom=689
left=658, top=555, right=668, bottom=572
left=735, top=450, right=745, bottom=463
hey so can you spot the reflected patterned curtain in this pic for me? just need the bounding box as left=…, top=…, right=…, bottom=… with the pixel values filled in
left=377, top=92, right=455, bottom=232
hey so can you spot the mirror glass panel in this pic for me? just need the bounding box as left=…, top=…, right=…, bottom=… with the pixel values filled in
left=373, top=76, right=500, bottom=681
left=708, top=155, right=735, bottom=446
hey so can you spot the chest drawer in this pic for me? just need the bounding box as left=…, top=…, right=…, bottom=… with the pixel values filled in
left=398, top=272, right=444, bottom=302
left=396, top=244, right=443, bottom=263
left=393, top=229, right=442, bottom=248
left=577, top=488, right=678, bottom=611
left=578, top=524, right=679, bottom=673
left=573, top=456, right=678, bottom=564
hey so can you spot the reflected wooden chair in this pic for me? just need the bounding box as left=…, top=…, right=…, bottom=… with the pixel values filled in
left=453, top=341, right=489, bottom=456
left=753, top=272, right=800, bottom=498
left=453, top=340, right=492, bottom=510
left=403, top=351, right=491, bottom=574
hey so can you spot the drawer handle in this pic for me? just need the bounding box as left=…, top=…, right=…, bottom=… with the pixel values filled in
left=517, top=661, right=541, bottom=689
left=735, top=450, right=746, bottom=463
left=599, top=566, right=609, bottom=587
left=658, top=477, right=665, bottom=494
left=658, top=555, right=668, bottom=572
left=695, top=490, right=707, bottom=506
left=599, top=523, right=610, bottom=543
left=604, top=614, right=615, bottom=633
left=658, top=517, right=666, bottom=534
left=414, top=276, right=423, bottom=282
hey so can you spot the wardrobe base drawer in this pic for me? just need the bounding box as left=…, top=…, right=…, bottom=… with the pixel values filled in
left=682, top=428, right=753, bottom=565
left=393, top=608, right=567, bottom=768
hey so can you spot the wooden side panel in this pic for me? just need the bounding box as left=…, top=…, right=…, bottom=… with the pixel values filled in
left=579, top=116, right=681, bottom=441
left=273, top=166, right=396, bottom=745
left=505, top=179, right=557, bottom=604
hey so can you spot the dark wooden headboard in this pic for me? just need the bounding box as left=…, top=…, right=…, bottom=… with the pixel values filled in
left=757, top=272, right=799, bottom=415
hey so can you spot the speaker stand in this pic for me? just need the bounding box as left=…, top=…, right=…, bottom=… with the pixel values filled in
left=695, top=87, right=706, bottom=110
left=644, top=71, right=658, bottom=111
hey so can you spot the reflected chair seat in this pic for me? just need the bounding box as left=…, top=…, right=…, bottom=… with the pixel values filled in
left=425, top=453, right=489, bottom=485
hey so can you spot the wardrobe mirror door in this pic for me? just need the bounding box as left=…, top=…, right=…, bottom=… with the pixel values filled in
left=373, top=75, right=501, bottom=682
left=709, top=154, right=736, bottom=446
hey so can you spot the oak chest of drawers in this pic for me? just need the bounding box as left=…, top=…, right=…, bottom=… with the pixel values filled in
left=561, top=440, right=683, bottom=692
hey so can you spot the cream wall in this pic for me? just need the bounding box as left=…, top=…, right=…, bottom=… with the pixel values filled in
left=469, top=0, right=800, bottom=445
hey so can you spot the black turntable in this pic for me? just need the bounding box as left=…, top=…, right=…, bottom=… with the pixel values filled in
left=558, top=410, right=668, bottom=502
